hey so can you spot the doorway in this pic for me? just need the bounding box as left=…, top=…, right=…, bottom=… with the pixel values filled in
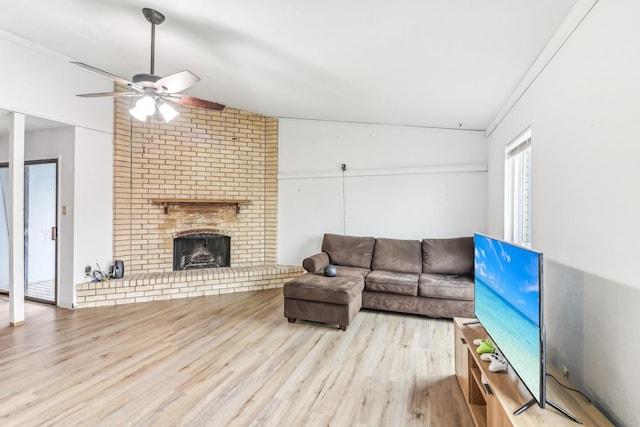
left=0, top=160, right=58, bottom=304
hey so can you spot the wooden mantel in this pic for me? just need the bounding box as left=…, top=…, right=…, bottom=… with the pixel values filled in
left=150, top=198, right=250, bottom=214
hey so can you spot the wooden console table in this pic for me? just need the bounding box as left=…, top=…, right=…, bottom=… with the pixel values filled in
left=150, top=198, right=250, bottom=214
left=454, top=318, right=613, bottom=427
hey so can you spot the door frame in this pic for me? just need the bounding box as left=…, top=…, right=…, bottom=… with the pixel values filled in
left=1, top=159, right=58, bottom=304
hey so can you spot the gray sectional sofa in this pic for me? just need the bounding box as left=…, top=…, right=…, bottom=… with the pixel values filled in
left=283, top=233, right=474, bottom=330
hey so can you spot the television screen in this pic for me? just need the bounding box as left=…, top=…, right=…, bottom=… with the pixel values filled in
left=473, top=233, right=544, bottom=407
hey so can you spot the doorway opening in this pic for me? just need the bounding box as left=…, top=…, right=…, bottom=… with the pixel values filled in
left=0, top=160, right=58, bottom=304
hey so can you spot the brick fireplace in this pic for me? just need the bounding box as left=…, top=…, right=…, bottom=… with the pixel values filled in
left=74, top=94, right=303, bottom=308
left=112, top=98, right=278, bottom=273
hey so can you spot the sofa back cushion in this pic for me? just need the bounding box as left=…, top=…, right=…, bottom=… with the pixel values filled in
left=322, top=233, right=376, bottom=269
left=371, top=238, right=422, bottom=274
left=422, top=237, right=474, bottom=275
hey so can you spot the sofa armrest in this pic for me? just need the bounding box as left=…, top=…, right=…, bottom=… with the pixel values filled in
left=303, top=252, right=330, bottom=273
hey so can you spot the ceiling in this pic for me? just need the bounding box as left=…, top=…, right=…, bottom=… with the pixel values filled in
left=0, top=0, right=578, bottom=131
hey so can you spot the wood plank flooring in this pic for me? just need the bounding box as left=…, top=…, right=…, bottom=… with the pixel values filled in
left=0, top=290, right=473, bottom=427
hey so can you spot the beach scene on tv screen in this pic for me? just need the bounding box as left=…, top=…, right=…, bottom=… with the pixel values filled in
left=474, top=234, right=542, bottom=402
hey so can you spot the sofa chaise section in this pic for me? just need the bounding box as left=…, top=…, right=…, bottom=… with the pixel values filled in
left=284, top=234, right=375, bottom=330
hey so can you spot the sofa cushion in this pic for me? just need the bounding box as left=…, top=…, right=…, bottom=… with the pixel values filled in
left=371, top=238, right=422, bottom=274
left=418, top=273, right=473, bottom=301
left=284, top=273, right=364, bottom=305
left=322, top=234, right=376, bottom=269
left=365, top=270, right=419, bottom=296
left=334, top=265, right=370, bottom=279
left=422, top=237, right=474, bottom=275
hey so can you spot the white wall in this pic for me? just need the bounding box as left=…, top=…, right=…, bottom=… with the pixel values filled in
left=73, top=127, right=113, bottom=289
left=486, top=1, right=640, bottom=425
left=0, top=31, right=113, bottom=134
left=487, top=0, right=640, bottom=290
left=278, top=118, right=487, bottom=265
left=0, top=31, right=114, bottom=309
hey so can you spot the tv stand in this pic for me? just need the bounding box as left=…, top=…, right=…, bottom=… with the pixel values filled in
left=454, top=318, right=613, bottom=426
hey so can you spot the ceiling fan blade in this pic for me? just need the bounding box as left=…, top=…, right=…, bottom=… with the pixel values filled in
left=71, top=62, right=141, bottom=90
left=155, top=70, right=200, bottom=93
left=76, top=92, right=140, bottom=98
left=174, top=95, right=225, bottom=111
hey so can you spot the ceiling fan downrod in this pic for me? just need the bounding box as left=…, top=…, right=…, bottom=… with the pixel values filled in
left=142, top=8, right=165, bottom=75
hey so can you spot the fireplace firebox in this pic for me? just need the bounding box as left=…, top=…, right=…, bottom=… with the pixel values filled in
left=173, top=234, right=230, bottom=271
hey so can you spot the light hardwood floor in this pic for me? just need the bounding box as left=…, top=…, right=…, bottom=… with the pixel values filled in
left=0, top=290, right=473, bottom=427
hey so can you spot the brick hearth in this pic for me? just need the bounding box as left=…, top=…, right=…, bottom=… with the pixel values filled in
left=76, top=265, right=303, bottom=308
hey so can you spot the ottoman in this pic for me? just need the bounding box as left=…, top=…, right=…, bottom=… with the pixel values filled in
left=283, top=273, right=364, bottom=331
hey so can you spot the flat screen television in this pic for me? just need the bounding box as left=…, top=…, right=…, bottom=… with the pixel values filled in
left=473, top=233, right=545, bottom=413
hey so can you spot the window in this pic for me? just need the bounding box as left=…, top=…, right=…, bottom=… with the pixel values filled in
left=505, top=129, right=532, bottom=246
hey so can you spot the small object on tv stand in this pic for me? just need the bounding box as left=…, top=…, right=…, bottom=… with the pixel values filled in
left=480, top=352, right=509, bottom=373
left=488, top=355, right=508, bottom=373
left=480, top=373, right=493, bottom=395
left=476, top=340, right=495, bottom=355
left=480, top=353, right=493, bottom=361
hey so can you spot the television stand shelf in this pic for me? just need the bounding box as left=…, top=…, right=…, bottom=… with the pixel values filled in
left=453, top=318, right=613, bottom=427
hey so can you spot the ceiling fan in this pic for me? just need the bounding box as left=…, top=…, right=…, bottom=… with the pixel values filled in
left=72, top=8, right=224, bottom=122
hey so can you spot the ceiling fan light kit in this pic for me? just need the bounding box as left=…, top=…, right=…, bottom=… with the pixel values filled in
left=129, top=95, right=154, bottom=121
left=129, top=94, right=178, bottom=122
left=157, top=100, right=179, bottom=122
left=73, top=8, right=224, bottom=123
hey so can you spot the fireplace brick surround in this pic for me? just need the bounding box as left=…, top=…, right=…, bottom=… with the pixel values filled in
left=75, top=94, right=303, bottom=308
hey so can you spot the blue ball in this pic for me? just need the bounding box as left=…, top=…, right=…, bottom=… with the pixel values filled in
left=324, top=264, right=337, bottom=277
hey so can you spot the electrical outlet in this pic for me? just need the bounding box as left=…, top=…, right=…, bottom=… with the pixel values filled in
left=85, top=265, right=92, bottom=276
left=562, top=365, right=569, bottom=379
left=341, top=163, right=346, bottom=171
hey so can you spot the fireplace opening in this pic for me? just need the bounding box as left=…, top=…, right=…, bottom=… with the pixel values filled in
left=173, top=234, right=230, bottom=271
